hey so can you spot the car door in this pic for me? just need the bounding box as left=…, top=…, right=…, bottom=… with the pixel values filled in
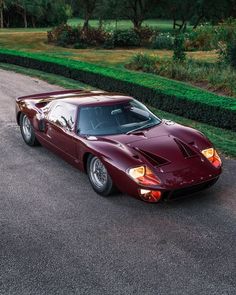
left=45, top=102, right=78, bottom=162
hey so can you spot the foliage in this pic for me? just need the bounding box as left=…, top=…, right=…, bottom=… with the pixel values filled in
left=173, top=34, right=186, bottom=62
left=0, top=49, right=235, bottom=131
left=77, top=0, right=99, bottom=29
left=224, top=39, right=236, bottom=69
left=48, top=24, right=80, bottom=46
left=128, top=53, right=236, bottom=97
left=48, top=24, right=109, bottom=47
left=79, top=26, right=109, bottom=46
left=48, top=24, right=142, bottom=48
left=135, top=26, right=155, bottom=45
left=103, top=37, right=115, bottom=49
left=112, top=29, right=141, bottom=47
left=98, top=0, right=160, bottom=30
left=2, top=0, right=68, bottom=28
left=184, top=25, right=217, bottom=51
left=151, top=33, right=174, bottom=49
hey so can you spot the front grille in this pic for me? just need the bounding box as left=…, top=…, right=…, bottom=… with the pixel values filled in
left=166, top=177, right=219, bottom=201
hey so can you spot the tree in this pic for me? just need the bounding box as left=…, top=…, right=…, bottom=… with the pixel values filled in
left=2, top=0, right=68, bottom=28
left=163, top=0, right=198, bottom=31
left=0, top=0, right=4, bottom=28
left=120, top=0, right=160, bottom=30
left=77, top=0, right=99, bottom=29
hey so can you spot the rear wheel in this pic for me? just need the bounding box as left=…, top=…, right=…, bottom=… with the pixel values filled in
left=20, top=114, right=39, bottom=146
left=87, top=155, right=115, bottom=196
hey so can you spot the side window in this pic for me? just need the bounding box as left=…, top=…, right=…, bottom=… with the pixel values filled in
left=48, top=103, right=77, bottom=130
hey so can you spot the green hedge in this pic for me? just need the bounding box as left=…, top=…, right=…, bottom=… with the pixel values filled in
left=0, top=49, right=235, bottom=131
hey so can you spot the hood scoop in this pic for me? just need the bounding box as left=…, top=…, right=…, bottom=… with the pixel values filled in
left=174, top=138, right=197, bottom=158
left=134, top=148, right=170, bottom=167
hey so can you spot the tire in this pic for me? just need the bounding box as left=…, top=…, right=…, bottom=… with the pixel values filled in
left=87, top=155, right=115, bottom=196
left=20, top=113, right=39, bottom=146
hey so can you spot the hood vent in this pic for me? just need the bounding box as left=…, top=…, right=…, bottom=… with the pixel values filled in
left=174, top=138, right=197, bottom=158
left=135, top=148, right=170, bottom=167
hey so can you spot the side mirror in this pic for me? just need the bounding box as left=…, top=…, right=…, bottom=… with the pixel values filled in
left=38, top=119, right=46, bottom=132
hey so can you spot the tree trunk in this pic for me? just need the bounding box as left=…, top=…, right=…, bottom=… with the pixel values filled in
left=0, top=6, right=3, bottom=28
left=23, top=10, right=27, bottom=28
left=132, top=18, right=142, bottom=30
left=83, top=13, right=90, bottom=30
left=173, top=18, right=176, bottom=30
left=193, top=15, right=203, bottom=29
left=31, top=16, right=36, bottom=28
left=99, top=17, right=103, bottom=29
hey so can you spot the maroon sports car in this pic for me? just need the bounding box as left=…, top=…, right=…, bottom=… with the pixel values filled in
left=16, top=89, right=222, bottom=203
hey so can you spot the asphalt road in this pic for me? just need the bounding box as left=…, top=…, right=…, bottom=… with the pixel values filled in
left=0, top=69, right=236, bottom=295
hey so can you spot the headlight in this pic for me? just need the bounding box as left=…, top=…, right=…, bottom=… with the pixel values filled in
left=127, top=166, right=161, bottom=186
left=201, top=148, right=222, bottom=168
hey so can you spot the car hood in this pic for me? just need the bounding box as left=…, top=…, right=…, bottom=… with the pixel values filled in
left=98, top=121, right=210, bottom=172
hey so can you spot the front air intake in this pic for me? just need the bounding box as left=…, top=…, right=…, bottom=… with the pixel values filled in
left=174, top=138, right=197, bottom=158
left=135, top=148, right=170, bottom=167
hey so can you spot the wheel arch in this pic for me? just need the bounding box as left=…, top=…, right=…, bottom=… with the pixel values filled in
left=83, top=152, right=92, bottom=174
left=17, top=111, right=22, bottom=125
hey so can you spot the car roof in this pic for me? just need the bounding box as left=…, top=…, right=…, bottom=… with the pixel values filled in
left=48, top=90, right=133, bottom=106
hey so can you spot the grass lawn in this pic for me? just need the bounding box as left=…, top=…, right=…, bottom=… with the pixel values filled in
left=0, top=30, right=218, bottom=68
left=0, top=18, right=190, bottom=33
left=67, top=18, right=188, bottom=32
left=0, top=62, right=235, bottom=158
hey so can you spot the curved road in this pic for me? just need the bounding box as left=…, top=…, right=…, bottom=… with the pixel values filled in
left=0, top=69, right=235, bottom=295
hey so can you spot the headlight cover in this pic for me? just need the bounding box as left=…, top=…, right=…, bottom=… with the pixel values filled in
left=201, top=148, right=221, bottom=168
left=127, top=166, right=161, bottom=186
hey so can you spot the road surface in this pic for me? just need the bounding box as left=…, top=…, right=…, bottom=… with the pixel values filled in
left=0, top=69, right=235, bottom=295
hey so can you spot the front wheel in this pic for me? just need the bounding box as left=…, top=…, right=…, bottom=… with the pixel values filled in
left=20, top=114, right=39, bottom=146
left=87, top=155, right=115, bottom=196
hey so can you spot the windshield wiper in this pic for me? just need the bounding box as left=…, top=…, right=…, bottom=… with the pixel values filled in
left=126, top=122, right=159, bottom=135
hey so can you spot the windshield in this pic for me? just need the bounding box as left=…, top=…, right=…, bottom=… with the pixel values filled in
left=78, top=99, right=161, bottom=136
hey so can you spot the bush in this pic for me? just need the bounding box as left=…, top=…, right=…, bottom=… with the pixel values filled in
left=225, top=39, right=236, bottom=69
left=74, top=42, right=88, bottom=49
left=184, top=25, right=217, bottom=51
left=135, top=26, right=155, bottom=46
left=48, top=24, right=108, bottom=47
left=129, top=53, right=236, bottom=97
left=130, top=53, right=158, bottom=73
left=0, top=49, right=235, bottom=131
left=112, top=30, right=141, bottom=47
left=79, top=26, right=109, bottom=46
left=173, top=34, right=186, bottom=62
left=216, top=18, right=236, bottom=43
left=151, top=33, right=174, bottom=50
left=103, top=37, right=115, bottom=49
left=48, top=24, right=80, bottom=46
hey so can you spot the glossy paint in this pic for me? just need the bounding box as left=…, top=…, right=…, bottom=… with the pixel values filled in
left=16, top=90, right=222, bottom=201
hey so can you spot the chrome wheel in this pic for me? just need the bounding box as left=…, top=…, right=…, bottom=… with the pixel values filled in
left=22, top=115, right=32, bottom=141
left=89, top=157, right=108, bottom=190
left=20, top=113, right=39, bottom=147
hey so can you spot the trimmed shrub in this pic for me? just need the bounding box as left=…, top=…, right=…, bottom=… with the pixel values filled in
left=0, top=49, right=235, bottom=131
left=151, top=33, right=174, bottom=50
